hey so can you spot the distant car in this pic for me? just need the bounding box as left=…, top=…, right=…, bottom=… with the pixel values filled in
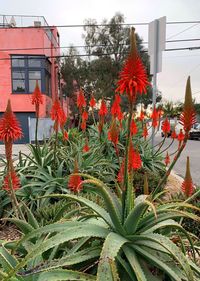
left=189, top=123, right=200, bottom=140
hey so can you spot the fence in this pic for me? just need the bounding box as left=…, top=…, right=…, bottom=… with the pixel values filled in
left=28, top=117, right=54, bottom=143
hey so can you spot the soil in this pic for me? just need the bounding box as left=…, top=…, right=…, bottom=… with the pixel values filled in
left=0, top=223, right=21, bottom=241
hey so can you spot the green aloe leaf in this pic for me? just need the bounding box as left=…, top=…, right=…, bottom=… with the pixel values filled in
left=36, top=269, right=96, bottom=281
left=8, top=223, right=109, bottom=279
left=132, top=245, right=182, bottom=281
left=132, top=233, right=194, bottom=281
left=123, top=245, right=147, bottom=281
left=41, top=193, right=114, bottom=228
left=97, top=232, right=128, bottom=281
left=0, top=245, right=18, bottom=272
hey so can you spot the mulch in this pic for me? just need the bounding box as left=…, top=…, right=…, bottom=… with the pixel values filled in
left=0, top=223, right=21, bottom=241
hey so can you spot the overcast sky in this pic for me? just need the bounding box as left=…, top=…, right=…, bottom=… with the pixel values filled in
left=1, top=0, right=200, bottom=102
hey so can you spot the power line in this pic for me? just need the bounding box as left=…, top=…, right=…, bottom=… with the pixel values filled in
left=0, top=46, right=200, bottom=61
left=1, top=20, right=200, bottom=29
left=0, top=38, right=200, bottom=52
left=167, top=23, right=200, bottom=40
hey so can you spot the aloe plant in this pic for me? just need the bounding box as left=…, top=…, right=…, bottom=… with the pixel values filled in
left=1, top=173, right=200, bottom=281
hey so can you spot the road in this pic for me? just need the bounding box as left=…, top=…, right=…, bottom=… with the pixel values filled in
left=155, top=135, right=200, bottom=186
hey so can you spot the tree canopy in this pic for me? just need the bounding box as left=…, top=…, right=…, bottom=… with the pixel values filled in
left=61, top=13, right=161, bottom=112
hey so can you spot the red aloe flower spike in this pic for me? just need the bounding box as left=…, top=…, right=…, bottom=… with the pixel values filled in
left=77, top=89, right=86, bottom=109
left=161, top=118, right=171, bottom=136
left=181, top=156, right=194, bottom=197
left=179, top=77, right=196, bottom=136
left=83, top=138, right=90, bottom=152
left=111, top=94, right=121, bottom=118
left=171, top=129, right=177, bottom=139
left=98, top=120, right=104, bottom=134
left=3, top=170, right=21, bottom=191
left=0, top=100, right=23, bottom=143
left=142, top=123, right=148, bottom=140
left=116, top=28, right=149, bottom=103
left=128, top=141, right=142, bottom=171
left=108, top=118, right=119, bottom=146
left=68, top=160, right=82, bottom=193
left=151, top=107, right=159, bottom=128
left=82, top=110, right=88, bottom=121
left=51, top=99, right=67, bottom=131
left=81, top=119, right=86, bottom=131
left=63, top=130, right=68, bottom=141
left=31, top=80, right=43, bottom=117
left=177, top=129, right=185, bottom=147
left=132, top=148, right=142, bottom=170
left=130, top=119, right=138, bottom=136
left=139, top=110, right=145, bottom=121
left=165, top=151, right=170, bottom=166
left=89, top=94, right=96, bottom=108
left=99, top=98, right=108, bottom=116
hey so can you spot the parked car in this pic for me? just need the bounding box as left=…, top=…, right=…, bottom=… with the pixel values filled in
left=189, top=123, right=200, bottom=140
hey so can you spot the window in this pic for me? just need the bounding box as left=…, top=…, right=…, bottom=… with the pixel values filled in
left=11, top=55, right=51, bottom=96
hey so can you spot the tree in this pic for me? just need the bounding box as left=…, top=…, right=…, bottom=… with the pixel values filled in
left=162, top=101, right=183, bottom=119
left=61, top=13, right=159, bottom=112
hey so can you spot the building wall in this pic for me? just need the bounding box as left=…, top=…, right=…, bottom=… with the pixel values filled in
left=0, top=27, right=60, bottom=117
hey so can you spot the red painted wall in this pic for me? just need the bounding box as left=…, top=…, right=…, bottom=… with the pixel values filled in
left=0, top=27, right=60, bottom=117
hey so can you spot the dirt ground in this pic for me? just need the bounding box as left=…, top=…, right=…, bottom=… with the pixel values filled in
left=0, top=223, right=21, bottom=241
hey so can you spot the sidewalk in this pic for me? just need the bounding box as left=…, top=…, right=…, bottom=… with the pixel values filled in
left=0, top=144, right=30, bottom=157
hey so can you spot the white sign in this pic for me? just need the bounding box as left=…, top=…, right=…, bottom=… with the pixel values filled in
left=148, top=16, right=166, bottom=74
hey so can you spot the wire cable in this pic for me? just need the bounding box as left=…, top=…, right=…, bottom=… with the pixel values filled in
left=0, top=38, right=200, bottom=52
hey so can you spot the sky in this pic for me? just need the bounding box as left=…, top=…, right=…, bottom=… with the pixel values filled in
left=1, top=0, right=200, bottom=103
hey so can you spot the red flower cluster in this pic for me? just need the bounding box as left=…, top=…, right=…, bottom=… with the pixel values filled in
left=83, top=138, right=90, bottom=152
left=128, top=141, right=142, bottom=171
left=139, top=110, right=145, bottom=121
left=161, top=118, right=171, bottom=136
left=165, top=151, right=170, bottom=166
left=80, top=110, right=88, bottom=132
left=111, top=94, right=123, bottom=122
left=77, top=89, right=86, bottom=110
left=130, top=119, right=138, bottom=136
left=63, top=130, right=68, bottom=141
left=3, top=170, right=21, bottom=191
left=99, top=98, right=108, bottom=116
left=171, top=130, right=177, bottom=139
left=0, top=100, right=23, bottom=143
left=142, top=123, right=148, bottom=140
left=151, top=107, right=159, bottom=128
left=68, top=160, right=82, bottom=193
left=51, top=99, right=67, bottom=131
left=98, top=98, right=108, bottom=134
left=89, top=94, right=96, bottom=108
left=108, top=119, right=119, bottom=146
left=31, top=80, right=43, bottom=117
left=177, top=129, right=185, bottom=147
left=81, top=120, right=87, bottom=131
left=181, top=157, right=194, bottom=197
left=82, top=110, right=88, bottom=121
left=116, top=55, right=149, bottom=103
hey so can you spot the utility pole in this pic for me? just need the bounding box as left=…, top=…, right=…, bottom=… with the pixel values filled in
left=148, top=16, right=166, bottom=147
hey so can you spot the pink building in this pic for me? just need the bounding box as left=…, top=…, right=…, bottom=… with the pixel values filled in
left=0, top=15, right=61, bottom=143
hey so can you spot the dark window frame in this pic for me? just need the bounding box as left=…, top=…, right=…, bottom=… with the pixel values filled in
left=11, top=55, right=51, bottom=97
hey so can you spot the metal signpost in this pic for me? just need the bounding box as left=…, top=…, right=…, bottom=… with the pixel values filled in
left=148, top=16, right=166, bottom=147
